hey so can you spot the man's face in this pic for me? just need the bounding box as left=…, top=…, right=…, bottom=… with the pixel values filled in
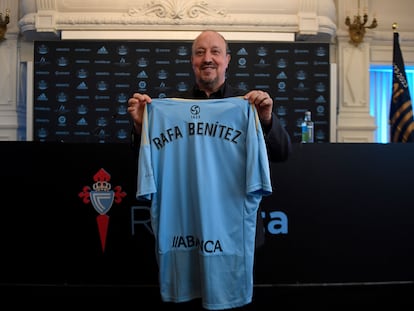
left=191, top=31, right=230, bottom=92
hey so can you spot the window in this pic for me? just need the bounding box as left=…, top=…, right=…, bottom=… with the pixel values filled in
left=370, top=65, right=414, bottom=143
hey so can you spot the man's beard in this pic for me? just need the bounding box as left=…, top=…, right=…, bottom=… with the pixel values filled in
left=198, top=75, right=219, bottom=91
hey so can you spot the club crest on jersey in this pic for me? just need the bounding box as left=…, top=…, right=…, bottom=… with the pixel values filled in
left=190, top=104, right=201, bottom=119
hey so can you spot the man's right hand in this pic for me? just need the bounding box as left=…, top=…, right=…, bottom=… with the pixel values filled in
left=127, top=93, right=152, bottom=135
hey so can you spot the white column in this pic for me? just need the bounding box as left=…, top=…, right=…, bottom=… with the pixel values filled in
left=336, top=0, right=376, bottom=142
left=0, top=0, right=18, bottom=140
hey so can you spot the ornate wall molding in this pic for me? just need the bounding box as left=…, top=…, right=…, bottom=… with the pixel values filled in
left=18, top=0, right=337, bottom=41
left=126, top=0, right=227, bottom=20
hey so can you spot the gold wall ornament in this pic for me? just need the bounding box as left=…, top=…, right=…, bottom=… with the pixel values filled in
left=0, top=8, right=10, bottom=41
left=345, top=1, right=377, bottom=46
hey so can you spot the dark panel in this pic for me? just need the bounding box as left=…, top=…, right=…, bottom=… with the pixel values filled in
left=1, top=142, right=413, bottom=288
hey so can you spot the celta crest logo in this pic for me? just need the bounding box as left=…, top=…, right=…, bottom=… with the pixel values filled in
left=78, top=168, right=126, bottom=252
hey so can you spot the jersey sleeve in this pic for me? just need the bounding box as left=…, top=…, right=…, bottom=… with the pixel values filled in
left=136, top=103, right=156, bottom=200
left=245, top=102, right=273, bottom=196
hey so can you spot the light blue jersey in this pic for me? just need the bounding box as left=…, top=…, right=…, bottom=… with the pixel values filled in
left=137, top=97, right=272, bottom=310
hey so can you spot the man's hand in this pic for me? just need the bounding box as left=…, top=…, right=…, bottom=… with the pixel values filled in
left=244, top=90, right=273, bottom=127
left=127, top=93, right=152, bottom=134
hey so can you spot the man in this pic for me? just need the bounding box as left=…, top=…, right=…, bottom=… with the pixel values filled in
left=128, top=30, right=292, bottom=162
left=128, top=30, right=292, bottom=311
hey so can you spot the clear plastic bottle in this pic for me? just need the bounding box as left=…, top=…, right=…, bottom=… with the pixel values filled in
left=301, top=111, right=314, bottom=143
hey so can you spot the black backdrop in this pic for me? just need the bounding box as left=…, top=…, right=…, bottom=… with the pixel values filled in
left=33, top=41, right=330, bottom=144
left=1, top=142, right=413, bottom=287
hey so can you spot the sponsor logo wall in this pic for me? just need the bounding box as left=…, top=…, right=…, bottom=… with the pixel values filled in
left=33, top=41, right=330, bottom=143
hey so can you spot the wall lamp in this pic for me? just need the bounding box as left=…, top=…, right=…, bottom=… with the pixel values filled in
left=345, top=0, right=377, bottom=46
left=0, top=8, right=10, bottom=41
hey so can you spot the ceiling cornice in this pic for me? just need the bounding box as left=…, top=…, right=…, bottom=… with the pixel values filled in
left=18, top=0, right=337, bottom=42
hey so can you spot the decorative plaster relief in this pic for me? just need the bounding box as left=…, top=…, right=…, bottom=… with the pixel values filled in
left=127, top=0, right=227, bottom=20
